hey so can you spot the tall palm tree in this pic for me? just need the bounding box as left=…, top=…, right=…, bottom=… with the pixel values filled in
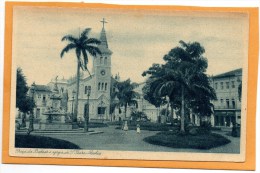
left=114, top=79, right=140, bottom=118
left=60, top=28, right=101, bottom=122
left=143, top=40, right=216, bottom=133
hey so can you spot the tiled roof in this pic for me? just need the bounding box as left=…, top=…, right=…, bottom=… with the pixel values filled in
left=213, top=68, right=242, bottom=79
left=33, top=85, right=52, bottom=92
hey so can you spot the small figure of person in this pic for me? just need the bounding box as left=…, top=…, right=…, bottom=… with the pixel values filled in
left=123, top=121, right=128, bottom=131
left=136, top=124, right=141, bottom=134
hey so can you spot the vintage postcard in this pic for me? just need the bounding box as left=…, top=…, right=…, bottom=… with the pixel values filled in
left=2, top=2, right=258, bottom=170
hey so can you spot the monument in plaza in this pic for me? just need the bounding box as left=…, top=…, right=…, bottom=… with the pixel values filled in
left=41, top=77, right=72, bottom=130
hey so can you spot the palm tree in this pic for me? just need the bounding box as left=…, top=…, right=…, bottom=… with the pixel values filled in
left=60, top=28, right=101, bottom=122
left=114, top=79, right=140, bottom=118
left=143, top=40, right=216, bottom=133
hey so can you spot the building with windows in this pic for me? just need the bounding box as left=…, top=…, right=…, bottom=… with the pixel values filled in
left=211, top=68, right=242, bottom=127
left=29, top=84, right=52, bottom=120
left=26, top=80, right=68, bottom=122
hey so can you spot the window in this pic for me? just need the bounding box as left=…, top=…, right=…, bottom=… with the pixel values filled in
left=232, top=99, right=235, bottom=109
left=98, top=83, right=101, bottom=90
left=104, top=57, right=107, bottom=64
left=220, top=99, right=223, bottom=104
left=220, top=82, right=224, bottom=89
left=100, top=57, right=103, bottom=64
left=215, top=82, right=218, bottom=90
left=85, top=86, right=88, bottom=94
left=232, top=81, right=235, bottom=88
left=86, top=86, right=91, bottom=95
left=98, top=107, right=106, bottom=114
left=226, top=99, right=229, bottom=108
left=102, top=83, right=104, bottom=90
left=226, top=82, right=229, bottom=89
left=105, top=83, right=107, bottom=90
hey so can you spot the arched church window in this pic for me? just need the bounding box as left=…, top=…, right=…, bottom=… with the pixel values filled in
left=105, top=83, right=107, bottom=90
left=100, top=57, right=103, bottom=64
left=102, top=83, right=104, bottom=90
left=104, top=57, right=107, bottom=64
left=98, top=83, right=101, bottom=90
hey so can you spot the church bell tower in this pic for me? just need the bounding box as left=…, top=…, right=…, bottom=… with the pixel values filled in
left=92, top=18, right=112, bottom=119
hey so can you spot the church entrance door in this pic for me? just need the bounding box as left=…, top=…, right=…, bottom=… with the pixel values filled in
left=98, top=107, right=106, bottom=120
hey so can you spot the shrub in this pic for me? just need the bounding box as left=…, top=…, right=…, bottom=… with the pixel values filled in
left=197, top=121, right=212, bottom=134
left=131, top=111, right=149, bottom=122
left=188, top=127, right=199, bottom=136
left=15, top=134, right=80, bottom=149
left=144, top=131, right=231, bottom=150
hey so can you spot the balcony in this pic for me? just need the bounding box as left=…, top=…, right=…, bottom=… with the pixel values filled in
left=214, top=105, right=237, bottom=110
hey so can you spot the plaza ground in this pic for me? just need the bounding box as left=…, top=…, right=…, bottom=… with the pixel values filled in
left=34, top=125, right=240, bottom=153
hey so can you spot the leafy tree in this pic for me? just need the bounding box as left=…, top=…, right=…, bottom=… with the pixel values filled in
left=16, top=68, right=35, bottom=127
left=131, top=110, right=148, bottom=121
left=143, top=40, right=216, bottom=133
left=113, top=79, right=140, bottom=118
left=16, top=68, right=29, bottom=109
left=60, top=28, right=101, bottom=122
left=142, top=77, right=167, bottom=108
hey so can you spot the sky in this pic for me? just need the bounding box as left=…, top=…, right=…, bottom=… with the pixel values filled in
left=13, top=6, right=249, bottom=85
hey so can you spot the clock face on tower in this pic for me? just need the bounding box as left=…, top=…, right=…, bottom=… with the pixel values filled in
left=100, top=69, right=106, bottom=76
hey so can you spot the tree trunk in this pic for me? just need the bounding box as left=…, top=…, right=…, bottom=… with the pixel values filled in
left=166, top=99, right=169, bottom=123
left=124, top=104, right=127, bottom=118
left=158, top=106, right=161, bottom=123
left=180, top=85, right=185, bottom=133
left=21, top=112, right=26, bottom=127
left=74, top=60, right=80, bottom=122
left=170, top=105, right=174, bottom=125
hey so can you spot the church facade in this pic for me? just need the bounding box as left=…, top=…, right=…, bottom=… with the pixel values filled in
left=66, top=24, right=113, bottom=121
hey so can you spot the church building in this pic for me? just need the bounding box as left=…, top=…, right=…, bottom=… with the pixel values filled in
left=66, top=20, right=113, bottom=121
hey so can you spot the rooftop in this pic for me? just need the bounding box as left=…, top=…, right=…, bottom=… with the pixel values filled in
left=212, top=68, right=242, bottom=79
left=32, top=85, right=52, bottom=92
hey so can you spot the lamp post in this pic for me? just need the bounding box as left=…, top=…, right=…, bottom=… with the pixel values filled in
left=84, top=86, right=91, bottom=132
left=71, top=90, right=76, bottom=119
left=28, top=82, right=35, bottom=135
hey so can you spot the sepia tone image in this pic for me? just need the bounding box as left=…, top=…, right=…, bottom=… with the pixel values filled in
left=9, top=6, right=249, bottom=162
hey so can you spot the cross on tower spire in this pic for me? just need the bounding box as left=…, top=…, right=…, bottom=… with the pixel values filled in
left=100, top=18, right=107, bottom=29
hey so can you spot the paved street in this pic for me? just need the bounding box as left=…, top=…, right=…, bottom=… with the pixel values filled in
left=37, top=126, right=240, bottom=153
